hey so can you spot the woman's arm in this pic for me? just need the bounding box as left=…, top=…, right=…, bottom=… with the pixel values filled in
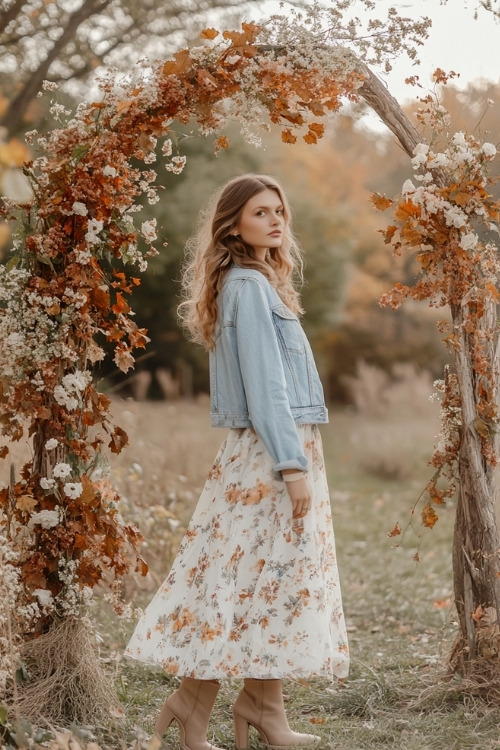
left=234, top=277, right=308, bottom=473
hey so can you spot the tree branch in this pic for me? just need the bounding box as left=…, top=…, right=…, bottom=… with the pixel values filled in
left=0, top=0, right=112, bottom=136
left=356, top=61, right=424, bottom=157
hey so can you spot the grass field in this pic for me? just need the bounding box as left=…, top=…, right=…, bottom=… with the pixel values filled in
left=4, top=394, right=500, bottom=749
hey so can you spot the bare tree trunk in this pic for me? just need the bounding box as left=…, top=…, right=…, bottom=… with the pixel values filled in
left=358, top=64, right=500, bottom=675
left=450, top=299, right=500, bottom=672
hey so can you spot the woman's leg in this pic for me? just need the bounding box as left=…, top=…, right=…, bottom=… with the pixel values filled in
left=233, top=678, right=320, bottom=749
left=155, top=677, right=222, bottom=750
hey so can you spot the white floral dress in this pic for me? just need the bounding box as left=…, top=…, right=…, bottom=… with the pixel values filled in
left=125, top=424, right=349, bottom=680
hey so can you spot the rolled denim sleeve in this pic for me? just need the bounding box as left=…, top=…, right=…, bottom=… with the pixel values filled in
left=234, top=279, right=308, bottom=473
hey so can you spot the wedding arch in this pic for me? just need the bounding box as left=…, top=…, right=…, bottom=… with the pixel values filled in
left=1, top=6, right=500, bottom=722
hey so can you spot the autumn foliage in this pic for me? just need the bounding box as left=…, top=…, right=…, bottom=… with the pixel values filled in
left=373, top=75, right=500, bottom=531
left=0, top=22, right=363, bottom=636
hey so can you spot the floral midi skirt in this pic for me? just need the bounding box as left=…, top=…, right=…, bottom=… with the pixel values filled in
left=125, top=425, right=349, bottom=680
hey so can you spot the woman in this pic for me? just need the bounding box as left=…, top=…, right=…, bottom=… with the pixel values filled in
left=125, top=174, right=349, bottom=750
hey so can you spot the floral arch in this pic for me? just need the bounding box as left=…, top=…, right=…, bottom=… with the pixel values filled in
left=1, top=7, right=500, bottom=723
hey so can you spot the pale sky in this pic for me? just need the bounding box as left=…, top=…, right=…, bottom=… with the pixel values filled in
left=256, top=1, right=500, bottom=108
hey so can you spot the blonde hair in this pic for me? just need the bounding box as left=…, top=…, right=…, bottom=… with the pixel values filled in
left=179, top=174, right=303, bottom=349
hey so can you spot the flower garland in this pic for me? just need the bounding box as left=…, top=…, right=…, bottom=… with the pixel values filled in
left=373, top=72, right=500, bottom=531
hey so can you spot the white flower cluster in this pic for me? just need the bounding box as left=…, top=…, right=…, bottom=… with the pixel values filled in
left=72, top=201, right=88, bottom=216
left=28, top=508, right=61, bottom=530
left=0, top=265, right=81, bottom=391
left=165, top=155, right=187, bottom=175
left=401, top=133, right=498, bottom=256
left=53, top=369, right=92, bottom=411
left=57, top=558, right=95, bottom=616
left=141, top=219, right=157, bottom=243
left=0, top=518, right=22, bottom=698
left=85, top=217, right=104, bottom=246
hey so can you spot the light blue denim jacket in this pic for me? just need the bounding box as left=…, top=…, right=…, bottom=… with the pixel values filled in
left=210, top=266, right=328, bottom=473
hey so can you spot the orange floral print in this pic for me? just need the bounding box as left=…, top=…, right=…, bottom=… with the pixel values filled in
left=125, top=425, right=349, bottom=680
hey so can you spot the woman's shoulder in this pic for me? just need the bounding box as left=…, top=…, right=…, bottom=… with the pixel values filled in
left=221, top=266, right=278, bottom=313
left=225, top=265, right=269, bottom=284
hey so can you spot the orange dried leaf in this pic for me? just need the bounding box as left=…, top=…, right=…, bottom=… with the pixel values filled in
left=112, top=292, right=130, bottom=315
left=431, top=494, right=445, bottom=506
left=303, top=131, right=318, bottom=144
left=387, top=522, right=402, bottom=538
left=401, top=223, right=422, bottom=245
left=421, top=503, right=438, bottom=529
left=200, top=28, right=219, bottom=40
left=281, top=129, right=297, bottom=145
left=380, top=225, right=397, bottom=244
left=216, top=135, right=229, bottom=149
left=471, top=605, right=484, bottom=623
left=162, top=49, right=192, bottom=77
left=371, top=193, right=393, bottom=211
left=308, top=122, right=325, bottom=137
left=0, top=446, right=8, bottom=459
left=395, top=200, right=420, bottom=221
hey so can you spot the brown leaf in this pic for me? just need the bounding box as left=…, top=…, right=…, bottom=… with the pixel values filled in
left=0, top=445, right=8, bottom=459
left=308, top=122, right=325, bottom=137
left=216, top=135, right=229, bottom=150
left=371, top=193, right=393, bottom=211
left=281, top=129, right=297, bottom=145
left=200, top=28, right=219, bottom=40
left=379, top=225, right=397, bottom=244
left=474, top=417, right=491, bottom=439
left=421, top=503, right=438, bottom=529
left=109, top=425, right=129, bottom=454
left=485, top=281, right=500, bottom=303
left=387, top=522, right=401, bottom=538
left=162, top=49, right=192, bottom=77
left=16, top=494, right=38, bottom=512
left=303, top=131, right=318, bottom=145
left=80, top=475, right=98, bottom=506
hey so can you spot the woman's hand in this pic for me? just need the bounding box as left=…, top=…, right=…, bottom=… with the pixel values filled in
left=283, top=475, right=311, bottom=526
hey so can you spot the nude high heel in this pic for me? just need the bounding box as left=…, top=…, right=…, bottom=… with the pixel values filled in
left=154, top=677, right=223, bottom=750
left=233, top=679, right=321, bottom=749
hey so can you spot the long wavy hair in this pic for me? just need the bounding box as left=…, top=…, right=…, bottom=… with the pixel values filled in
left=179, top=174, right=303, bottom=349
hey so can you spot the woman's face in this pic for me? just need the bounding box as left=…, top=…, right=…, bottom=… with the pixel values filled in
left=235, top=188, right=285, bottom=261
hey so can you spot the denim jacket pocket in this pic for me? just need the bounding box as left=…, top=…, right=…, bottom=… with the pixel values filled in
left=272, top=305, right=305, bottom=354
